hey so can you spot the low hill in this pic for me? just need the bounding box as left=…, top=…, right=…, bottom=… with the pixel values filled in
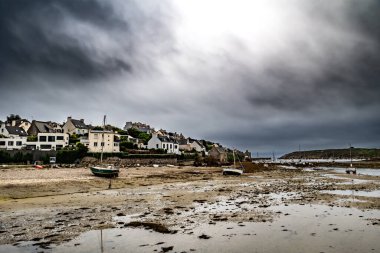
left=280, top=148, right=380, bottom=160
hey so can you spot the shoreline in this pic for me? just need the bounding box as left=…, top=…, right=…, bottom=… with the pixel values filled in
left=0, top=165, right=379, bottom=251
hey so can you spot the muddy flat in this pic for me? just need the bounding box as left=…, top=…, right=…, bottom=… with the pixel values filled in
left=0, top=166, right=379, bottom=252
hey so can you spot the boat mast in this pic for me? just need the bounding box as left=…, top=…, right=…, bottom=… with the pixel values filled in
left=100, top=115, right=106, bottom=163
left=349, top=143, right=352, bottom=167
left=233, top=149, right=236, bottom=168
left=100, top=229, right=104, bottom=253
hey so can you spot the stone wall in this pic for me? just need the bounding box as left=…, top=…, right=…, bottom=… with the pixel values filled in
left=81, top=156, right=177, bottom=166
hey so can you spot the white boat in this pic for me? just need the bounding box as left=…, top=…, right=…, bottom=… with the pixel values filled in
left=223, top=149, right=243, bottom=176
left=90, top=115, right=120, bottom=178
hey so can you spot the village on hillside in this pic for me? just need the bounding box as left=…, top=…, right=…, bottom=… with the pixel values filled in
left=0, top=114, right=252, bottom=165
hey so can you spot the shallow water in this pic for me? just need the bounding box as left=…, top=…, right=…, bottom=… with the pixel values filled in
left=322, top=174, right=375, bottom=185
left=321, top=190, right=380, bottom=198
left=313, top=167, right=380, bottom=176
left=2, top=204, right=379, bottom=253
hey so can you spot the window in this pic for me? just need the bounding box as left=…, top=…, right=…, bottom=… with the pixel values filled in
left=156, top=144, right=159, bottom=148
left=16, top=141, right=22, bottom=146
left=56, top=145, right=63, bottom=150
left=0, top=141, right=5, bottom=146
left=163, top=144, right=166, bottom=149
left=39, top=136, right=47, bottom=142
left=57, top=136, right=64, bottom=140
left=48, top=136, right=55, bottom=142
left=101, top=142, right=104, bottom=146
left=170, top=144, right=172, bottom=149
left=8, top=141, right=14, bottom=146
left=174, top=145, right=177, bottom=149
left=114, top=143, right=119, bottom=146
left=40, top=144, right=52, bottom=150
left=94, top=142, right=98, bottom=147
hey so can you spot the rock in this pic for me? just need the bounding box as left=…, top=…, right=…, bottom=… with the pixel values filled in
left=198, top=234, right=211, bottom=239
left=161, top=246, right=174, bottom=252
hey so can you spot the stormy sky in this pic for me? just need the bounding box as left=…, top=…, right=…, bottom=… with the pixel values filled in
left=1, top=0, right=379, bottom=155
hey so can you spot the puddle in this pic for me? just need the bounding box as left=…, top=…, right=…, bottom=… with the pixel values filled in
left=322, top=174, right=374, bottom=185
left=321, top=190, right=380, bottom=198
left=311, top=167, right=380, bottom=176
left=2, top=204, right=379, bottom=253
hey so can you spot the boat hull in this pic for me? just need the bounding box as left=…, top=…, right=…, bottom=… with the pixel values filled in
left=223, top=168, right=243, bottom=176
left=90, top=166, right=119, bottom=178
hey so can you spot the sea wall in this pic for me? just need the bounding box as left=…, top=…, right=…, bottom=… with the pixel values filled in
left=81, top=156, right=177, bottom=166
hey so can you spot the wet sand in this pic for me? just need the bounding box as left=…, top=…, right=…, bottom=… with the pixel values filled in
left=0, top=166, right=379, bottom=252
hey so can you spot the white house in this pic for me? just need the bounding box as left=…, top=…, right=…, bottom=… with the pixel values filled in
left=26, top=133, right=69, bottom=151
left=147, top=133, right=180, bottom=154
left=179, top=138, right=206, bottom=153
left=63, top=117, right=90, bottom=135
left=0, top=124, right=29, bottom=150
left=87, top=130, right=120, bottom=153
left=0, top=136, right=27, bottom=150
left=0, top=124, right=28, bottom=138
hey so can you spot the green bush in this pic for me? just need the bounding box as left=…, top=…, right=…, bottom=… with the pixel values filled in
left=56, top=143, right=88, bottom=163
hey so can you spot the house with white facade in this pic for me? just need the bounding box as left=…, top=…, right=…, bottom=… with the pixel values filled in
left=0, top=137, right=27, bottom=150
left=86, top=130, right=120, bottom=153
left=63, top=117, right=91, bottom=135
left=0, top=123, right=28, bottom=138
left=179, top=138, right=206, bottom=153
left=147, top=133, right=180, bottom=154
left=26, top=133, right=69, bottom=151
left=0, top=123, right=29, bottom=150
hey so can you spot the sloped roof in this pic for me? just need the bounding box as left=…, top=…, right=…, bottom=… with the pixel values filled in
left=158, top=136, right=178, bottom=144
left=34, top=121, right=54, bottom=133
left=194, top=140, right=205, bottom=148
left=178, top=139, right=188, bottom=145
left=5, top=126, right=27, bottom=136
left=212, top=147, right=227, bottom=154
left=70, top=119, right=89, bottom=129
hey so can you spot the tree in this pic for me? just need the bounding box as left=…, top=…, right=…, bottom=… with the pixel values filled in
left=76, top=143, right=88, bottom=158
left=27, top=135, right=37, bottom=141
left=127, top=128, right=141, bottom=138
left=138, top=132, right=151, bottom=144
left=6, top=114, right=21, bottom=123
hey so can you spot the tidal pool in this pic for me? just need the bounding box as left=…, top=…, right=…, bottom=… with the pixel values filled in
left=321, top=190, right=380, bottom=198
left=314, top=167, right=380, bottom=176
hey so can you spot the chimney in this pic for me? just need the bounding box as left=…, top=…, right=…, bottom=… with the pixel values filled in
left=67, top=116, right=72, bottom=121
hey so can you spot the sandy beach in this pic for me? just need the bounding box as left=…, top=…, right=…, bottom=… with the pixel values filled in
left=0, top=165, right=379, bottom=252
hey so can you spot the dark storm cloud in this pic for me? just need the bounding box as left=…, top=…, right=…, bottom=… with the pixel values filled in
left=0, top=0, right=172, bottom=81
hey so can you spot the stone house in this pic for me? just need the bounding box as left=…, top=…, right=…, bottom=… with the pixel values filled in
left=62, top=117, right=90, bottom=135
left=209, top=146, right=228, bottom=163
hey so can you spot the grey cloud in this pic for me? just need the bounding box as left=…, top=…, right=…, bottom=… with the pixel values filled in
left=0, top=0, right=173, bottom=81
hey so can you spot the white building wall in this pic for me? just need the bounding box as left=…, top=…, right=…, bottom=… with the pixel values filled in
left=28, top=133, right=69, bottom=151
left=0, top=123, right=9, bottom=137
left=88, top=130, right=119, bottom=153
left=0, top=137, right=27, bottom=150
left=147, top=136, right=163, bottom=150
left=189, top=142, right=205, bottom=152
left=147, top=136, right=180, bottom=154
